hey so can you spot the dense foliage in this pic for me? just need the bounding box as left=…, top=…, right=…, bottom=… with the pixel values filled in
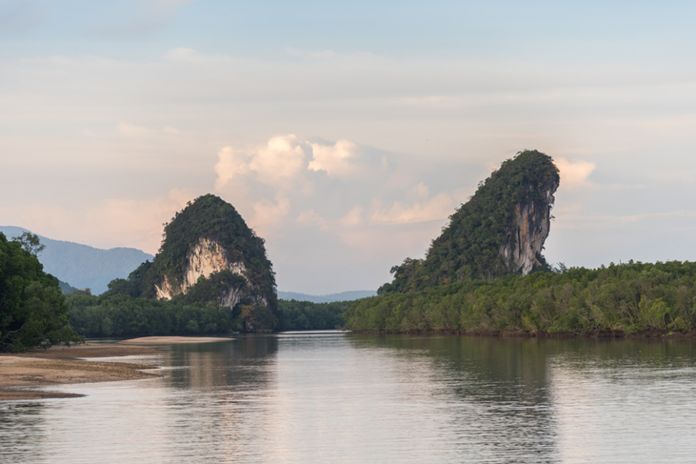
left=381, top=150, right=559, bottom=293
left=0, top=233, right=79, bottom=351
left=67, top=292, right=238, bottom=338
left=115, top=194, right=278, bottom=331
left=278, top=299, right=348, bottom=331
left=67, top=293, right=348, bottom=337
left=347, top=262, right=696, bottom=336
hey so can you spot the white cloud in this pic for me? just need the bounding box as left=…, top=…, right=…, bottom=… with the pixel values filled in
left=214, top=146, right=251, bottom=189
left=250, top=135, right=306, bottom=184
left=555, top=158, right=596, bottom=188
left=251, top=196, right=290, bottom=235
left=6, top=40, right=696, bottom=293
left=370, top=192, right=457, bottom=225
left=308, top=139, right=360, bottom=176
left=210, top=135, right=471, bottom=282
left=215, top=135, right=307, bottom=188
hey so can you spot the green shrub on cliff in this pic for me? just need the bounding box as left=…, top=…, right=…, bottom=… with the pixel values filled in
left=381, top=150, right=559, bottom=293
left=112, top=194, right=278, bottom=332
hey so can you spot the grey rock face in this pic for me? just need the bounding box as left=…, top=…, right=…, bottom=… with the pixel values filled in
left=499, top=185, right=556, bottom=275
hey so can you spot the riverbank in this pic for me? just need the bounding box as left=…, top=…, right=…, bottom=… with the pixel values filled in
left=120, top=336, right=233, bottom=345
left=0, top=337, right=233, bottom=401
left=349, top=328, right=696, bottom=339
left=346, top=262, right=696, bottom=336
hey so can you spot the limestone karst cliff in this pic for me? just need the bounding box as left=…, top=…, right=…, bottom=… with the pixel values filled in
left=112, top=194, right=278, bottom=331
left=380, top=150, right=560, bottom=293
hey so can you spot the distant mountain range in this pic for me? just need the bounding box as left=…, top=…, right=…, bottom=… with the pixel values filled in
left=0, top=226, right=153, bottom=294
left=0, top=225, right=375, bottom=301
left=277, top=290, right=376, bottom=303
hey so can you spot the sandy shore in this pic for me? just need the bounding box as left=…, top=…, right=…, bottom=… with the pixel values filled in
left=0, top=343, right=160, bottom=401
left=119, top=336, right=233, bottom=345
left=0, top=337, right=235, bottom=401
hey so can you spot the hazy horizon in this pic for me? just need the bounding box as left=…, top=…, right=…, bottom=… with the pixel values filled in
left=4, top=1, right=696, bottom=293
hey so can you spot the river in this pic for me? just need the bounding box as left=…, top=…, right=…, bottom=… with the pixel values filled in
left=2, top=332, right=696, bottom=463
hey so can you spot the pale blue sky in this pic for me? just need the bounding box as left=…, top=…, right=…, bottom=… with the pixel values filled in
left=3, top=0, right=696, bottom=293
left=4, top=1, right=696, bottom=58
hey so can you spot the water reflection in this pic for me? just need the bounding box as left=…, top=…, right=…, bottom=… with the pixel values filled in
left=2, top=335, right=696, bottom=463
left=349, top=336, right=560, bottom=462
left=0, top=402, right=48, bottom=462
left=350, top=336, right=696, bottom=463
left=165, top=336, right=278, bottom=390
left=159, top=337, right=280, bottom=463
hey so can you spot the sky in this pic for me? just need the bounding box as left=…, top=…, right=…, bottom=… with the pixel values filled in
left=3, top=0, right=696, bottom=293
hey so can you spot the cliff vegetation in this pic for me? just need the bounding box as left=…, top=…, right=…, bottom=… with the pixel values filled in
left=380, top=150, right=559, bottom=293
left=110, top=194, right=278, bottom=332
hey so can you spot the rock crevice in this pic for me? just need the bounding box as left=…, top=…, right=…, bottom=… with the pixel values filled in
left=155, top=238, right=248, bottom=301
left=500, top=186, right=555, bottom=275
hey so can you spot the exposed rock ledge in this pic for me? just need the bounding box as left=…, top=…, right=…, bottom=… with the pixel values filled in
left=155, top=238, right=248, bottom=301
left=500, top=186, right=556, bottom=275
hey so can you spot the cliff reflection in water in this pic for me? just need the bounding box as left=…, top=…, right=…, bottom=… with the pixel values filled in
left=164, top=336, right=279, bottom=390
left=153, top=337, right=280, bottom=462
left=3, top=334, right=696, bottom=464
left=348, top=336, right=559, bottom=461
left=348, top=335, right=696, bottom=463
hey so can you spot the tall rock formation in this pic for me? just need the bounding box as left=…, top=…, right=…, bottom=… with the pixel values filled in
left=113, top=194, right=278, bottom=331
left=380, top=150, right=560, bottom=293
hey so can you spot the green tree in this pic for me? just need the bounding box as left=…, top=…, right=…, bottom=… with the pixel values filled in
left=0, top=233, right=79, bottom=352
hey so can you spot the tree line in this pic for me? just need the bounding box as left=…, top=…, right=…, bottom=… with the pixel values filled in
left=67, top=293, right=348, bottom=338
left=347, top=261, right=696, bottom=336
left=0, top=232, right=79, bottom=352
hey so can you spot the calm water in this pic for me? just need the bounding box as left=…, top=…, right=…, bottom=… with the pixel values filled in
left=2, top=333, right=696, bottom=463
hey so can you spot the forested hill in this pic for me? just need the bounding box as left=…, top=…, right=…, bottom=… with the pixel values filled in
left=380, top=150, right=559, bottom=294
left=109, top=194, right=278, bottom=332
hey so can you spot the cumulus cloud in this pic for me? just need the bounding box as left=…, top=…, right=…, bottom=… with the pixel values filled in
left=308, top=139, right=360, bottom=176
left=555, top=158, right=596, bottom=188
left=212, top=135, right=473, bottom=237
left=250, top=196, right=291, bottom=235
left=251, top=135, right=306, bottom=183
left=370, top=192, right=457, bottom=225
left=215, top=135, right=307, bottom=188
left=214, top=146, right=250, bottom=189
